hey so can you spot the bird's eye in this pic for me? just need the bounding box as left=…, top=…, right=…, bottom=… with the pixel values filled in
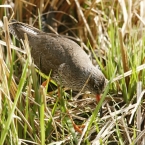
left=94, top=85, right=98, bottom=89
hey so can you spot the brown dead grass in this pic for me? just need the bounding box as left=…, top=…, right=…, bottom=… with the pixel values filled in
left=0, top=0, right=145, bottom=144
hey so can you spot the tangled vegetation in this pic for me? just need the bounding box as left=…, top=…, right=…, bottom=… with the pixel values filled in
left=0, top=0, right=145, bottom=144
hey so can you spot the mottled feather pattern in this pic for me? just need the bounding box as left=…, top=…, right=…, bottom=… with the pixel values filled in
left=9, top=19, right=107, bottom=95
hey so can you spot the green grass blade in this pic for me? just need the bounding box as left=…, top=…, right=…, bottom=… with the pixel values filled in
left=0, top=59, right=28, bottom=145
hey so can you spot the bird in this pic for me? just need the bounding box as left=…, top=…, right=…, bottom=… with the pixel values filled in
left=8, top=19, right=107, bottom=102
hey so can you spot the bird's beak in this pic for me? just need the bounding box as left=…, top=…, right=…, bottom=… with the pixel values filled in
left=96, top=94, right=101, bottom=103
left=96, top=79, right=108, bottom=103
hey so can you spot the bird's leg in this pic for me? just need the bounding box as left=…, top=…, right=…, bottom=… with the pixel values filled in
left=57, top=87, right=84, bottom=133
left=42, top=81, right=84, bottom=134
left=66, top=110, right=85, bottom=134
left=58, top=87, right=85, bottom=134
left=42, top=78, right=51, bottom=87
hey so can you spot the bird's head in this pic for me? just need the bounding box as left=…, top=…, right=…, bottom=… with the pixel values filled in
left=84, top=67, right=108, bottom=101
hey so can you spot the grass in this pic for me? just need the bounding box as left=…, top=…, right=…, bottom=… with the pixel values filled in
left=0, top=0, right=145, bottom=144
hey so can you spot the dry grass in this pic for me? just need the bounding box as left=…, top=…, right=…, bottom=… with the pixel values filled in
left=0, top=0, right=145, bottom=145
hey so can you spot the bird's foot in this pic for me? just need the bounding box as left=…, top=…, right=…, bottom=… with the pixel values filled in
left=42, top=79, right=49, bottom=87
left=73, top=123, right=85, bottom=134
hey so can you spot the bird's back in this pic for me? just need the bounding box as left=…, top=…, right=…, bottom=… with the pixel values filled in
left=9, top=20, right=93, bottom=86
left=9, top=19, right=107, bottom=95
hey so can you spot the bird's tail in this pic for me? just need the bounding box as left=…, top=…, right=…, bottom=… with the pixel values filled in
left=8, top=19, right=42, bottom=40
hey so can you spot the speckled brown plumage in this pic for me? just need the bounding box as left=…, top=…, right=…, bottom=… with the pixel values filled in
left=9, top=19, right=107, bottom=97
